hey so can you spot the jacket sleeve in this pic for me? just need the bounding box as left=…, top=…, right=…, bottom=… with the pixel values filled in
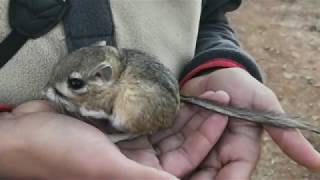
left=0, top=104, right=12, bottom=112
left=179, top=0, right=263, bottom=86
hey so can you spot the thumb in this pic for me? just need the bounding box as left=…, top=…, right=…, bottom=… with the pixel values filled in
left=253, top=91, right=320, bottom=170
left=266, top=127, right=320, bottom=171
left=117, top=160, right=179, bottom=180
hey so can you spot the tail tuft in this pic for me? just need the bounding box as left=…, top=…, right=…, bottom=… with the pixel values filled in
left=181, top=95, right=320, bottom=135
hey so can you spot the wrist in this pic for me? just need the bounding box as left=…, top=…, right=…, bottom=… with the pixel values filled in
left=179, top=58, right=246, bottom=87
left=0, top=104, right=12, bottom=112
left=209, top=66, right=249, bottom=75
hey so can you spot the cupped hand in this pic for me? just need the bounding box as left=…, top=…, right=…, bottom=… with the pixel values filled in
left=117, top=91, right=231, bottom=178
left=179, top=67, right=320, bottom=179
left=0, top=101, right=177, bottom=179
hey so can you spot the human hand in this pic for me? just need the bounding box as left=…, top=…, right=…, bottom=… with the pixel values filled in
left=0, top=101, right=177, bottom=179
left=117, top=91, right=230, bottom=178
left=179, top=67, right=320, bottom=179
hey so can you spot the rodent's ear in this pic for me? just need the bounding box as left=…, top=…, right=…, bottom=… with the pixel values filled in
left=90, top=63, right=113, bottom=82
left=105, top=46, right=121, bottom=59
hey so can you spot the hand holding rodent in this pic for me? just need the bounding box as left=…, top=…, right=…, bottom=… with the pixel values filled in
left=43, top=44, right=320, bottom=141
left=0, top=95, right=229, bottom=179
left=42, top=44, right=320, bottom=177
left=0, top=101, right=177, bottom=179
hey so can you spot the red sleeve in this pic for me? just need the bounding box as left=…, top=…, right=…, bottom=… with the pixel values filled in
left=0, top=104, right=12, bottom=112
left=179, top=58, right=246, bottom=87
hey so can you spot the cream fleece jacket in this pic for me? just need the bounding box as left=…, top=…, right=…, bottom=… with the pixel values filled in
left=0, top=0, right=201, bottom=106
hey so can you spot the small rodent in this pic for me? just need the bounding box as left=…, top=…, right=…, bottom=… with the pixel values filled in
left=43, top=44, right=320, bottom=142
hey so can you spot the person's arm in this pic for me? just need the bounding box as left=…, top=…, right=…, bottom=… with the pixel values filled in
left=0, top=101, right=177, bottom=179
left=180, top=0, right=263, bottom=86
left=178, top=1, right=320, bottom=179
left=0, top=104, right=11, bottom=112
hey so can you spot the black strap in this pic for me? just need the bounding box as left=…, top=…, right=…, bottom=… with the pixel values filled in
left=0, top=0, right=70, bottom=68
left=0, top=30, right=28, bottom=67
left=63, top=0, right=115, bottom=52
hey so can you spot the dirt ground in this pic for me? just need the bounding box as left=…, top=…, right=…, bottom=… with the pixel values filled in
left=228, top=0, right=320, bottom=179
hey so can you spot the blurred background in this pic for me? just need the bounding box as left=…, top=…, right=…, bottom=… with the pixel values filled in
left=229, top=0, right=320, bottom=179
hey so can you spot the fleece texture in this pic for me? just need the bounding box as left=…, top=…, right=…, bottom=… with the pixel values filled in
left=0, top=0, right=68, bottom=106
left=110, top=0, right=201, bottom=77
left=0, top=0, right=202, bottom=106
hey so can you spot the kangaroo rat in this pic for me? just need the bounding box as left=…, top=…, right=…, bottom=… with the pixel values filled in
left=43, top=44, right=320, bottom=142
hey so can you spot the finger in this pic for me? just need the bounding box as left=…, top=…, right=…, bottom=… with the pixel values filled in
left=189, top=116, right=262, bottom=180
left=190, top=139, right=257, bottom=180
left=190, top=149, right=255, bottom=180
left=150, top=102, right=198, bottom=144
left=156, top=132, right=184, bottom=154
left=158, top=91, right=230, bottom=177
left=88, top=148, right=178, bottom=180
left=120, top=149, right=162, bottom=170
left=12, top=100, right=56, bottom=115
left=266, top=127, right=320, bottom=170
left=153, top=90, right=229, bottom=146
left=189, top=162, right=254, bottom=180
left=189, top=169, right=217, bottom=180
left=151, top=89, right=220, bottom=143
left=187, top=150, right=218, bottom=180
left=255, top=94, right=320, bottom=170
left=119, top=160, right=179, bottom=180
left=213, top=161, right=253, bottom=180
left=151, top=90, right=230, bottom=144
left=117, top=136, right=152, bottom=150
left=159, top=114, right=228, bottom=177
left=117, top=136, right=162, bottom=169
left=182, top=91, right=231, bottom=135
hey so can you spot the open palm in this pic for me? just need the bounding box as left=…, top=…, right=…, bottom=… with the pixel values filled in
left=5, top=66, right=320, bottom=179
left=118, top=86, right=260, bottom=179
left=118, top=91, right=230, bottom=178
left=119, top=68, right=320, bottom=179
left=179, top=68, right=320, bottom=179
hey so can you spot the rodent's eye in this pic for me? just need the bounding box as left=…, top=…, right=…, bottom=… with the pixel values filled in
left=68, top=78, right=86, bottom=90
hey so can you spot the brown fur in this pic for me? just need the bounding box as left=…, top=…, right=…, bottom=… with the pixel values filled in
left=44, top=44, right=320, bottom=138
